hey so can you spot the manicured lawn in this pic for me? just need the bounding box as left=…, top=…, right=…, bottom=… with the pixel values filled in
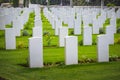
left=0, top=10, right=120, bottom=80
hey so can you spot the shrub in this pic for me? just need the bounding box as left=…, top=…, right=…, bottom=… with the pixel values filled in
left=18, top=41, right=24, bottom=48
left=43, top=31, right=53, bottom=46
left=92, top=39, right=97, bottom=45
left=103, top=18, right=110, bottom=27
left=117, top=38, right=120, bottom=44
left=43, top=31, right=50, bottom=36
left=109, top=55, right=119, bottom=61
left=99, top=28, right=105, bottom=34
left=117, top=27, right=120, bottom=33
left=5, top=22, right=13, bottom=28
left=23, top=12, right=35, bottom=30
left=107, top=3, right=115, bottom=7
left=89, top=24, right=93, bottom=27
left=117, top=18, right=120, bottom=28
left=22, top=30, right=29, bottom=36
left=13, top=0, right=19, bottom=7
left=79, top=40, right=83, bottom=46
left=70, top=30, right=74, bottom=35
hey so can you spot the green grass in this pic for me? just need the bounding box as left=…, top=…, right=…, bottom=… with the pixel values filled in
left=0, top=11, right=120, bottom=80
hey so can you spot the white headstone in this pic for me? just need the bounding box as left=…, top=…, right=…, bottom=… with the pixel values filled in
left=33, top=26, right=42, bottom=37
left=55, top=18, right=62, bottom=35
left=65, top=36, right=78, bottom=65
left=116, top=9, right=120, bottom=18
left=106, top=26, right=114, bottom=44
left=29, top=37, right=43, bottom=68
left=93, top=19, right=99, bottom=34
left=74, top=19, right=81, bottom=35
left=5, top=28, right=16, bottom=49
left=13, top=18, right=21, bottom=36
left=0, top=16, right=5, bottom=30
left=59, top=27, right=68, bottom=47
left=34, top=19, right=42, bottom=27
left=68, top=16, right=74, bottom=29
left=97, top=35, right=109, bottom=62
left=110, top=15, right=116, bottom=33
left=83, top=26, right=92, bottom=45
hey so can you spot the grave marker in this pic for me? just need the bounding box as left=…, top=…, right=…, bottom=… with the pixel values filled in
left=29, top=37, right=43, bottom=68
left=83, top=26, right=92, bottom=45
left=5, top=28, right=16, bottom=49
left=65, top=36, right=78, bottom=65
left=59, top=27, right=68, bottom=47
left=97, top=35, right=109, bottom=62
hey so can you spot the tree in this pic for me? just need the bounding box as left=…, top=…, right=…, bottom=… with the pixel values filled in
left=13, top=0, right=19, bottom=7
left=24, top=0, right=29, bottom=7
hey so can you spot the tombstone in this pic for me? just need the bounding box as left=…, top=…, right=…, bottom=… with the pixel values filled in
left=92, top=19, right=100, bottom=34
left=106, top=26, right=114, bottom=44
left=55, top=18, right=62, bottom=35
left=110, top=15, right=116, bottom=33
left=97, top=16, right=103, bottom=28
left=51, top=16, right=55, bottom=29
left=83, top=26, right=92, bottom=45
left=83, top=15, right=90, bottom=26
left=68, top=16, right=74, bottom=28
left=59, top=27, right=68, bottom=47
left=116, top=9, right=120, bottom=18
left=5, top=28, right=16, bottom=49
left=13, top=18, right=21, bottom=36
left=34, top=19, right=42, bottom=27
left=33, top=27, right=42, bottom=37
left=29, top=37, right=43, bottom=68
left=65, top=36, right=78, bottom=65
left=97, top=35, right=109, bottom=62
left=74, top=19, right=81, bottom=35
left=0, top=16, right=5, bottom=30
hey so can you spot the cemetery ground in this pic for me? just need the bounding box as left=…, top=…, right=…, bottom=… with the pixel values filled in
left=0, top=11, right=120, bottom=80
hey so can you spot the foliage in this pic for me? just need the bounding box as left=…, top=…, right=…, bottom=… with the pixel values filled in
left=24, top=0, right=29, bottom=7
left=43, top=31, right=53, bottom=46
left=17, top=41, right=25, bottom=48
left=117, top=27, right=120, bottom=33
left=109, top=55, right=119, bottom=61
left=103, top=18, right=110, bottom=27
left=13, top=0, right=19, bottom=7
left=62, top=22, right=68, bottom=27
left=107, top=3, right=115, bottom=7
left=99, top=28, right=105, bottom=34
left=92, top=39, right=97, bottom=45
left=70, top=29, right=74, bottom=35
left=29, top=0, right=120, bottom=6
left=117, top=18, right=120, bottom=28
left=96, top=13, right=101, bottom=19
left=20, top=10, right=23, bottom=14
left=0, top=30, right=4, bottom=37
left=22, top=30, right=29, bottom=36
left=5, top=24, right=12, bottom=28
left=5, top=22, right=12, bottom=28
left=79, top=40, right=83, bottom=46
left=89, top=24, right=93, bottom=27
left=24, top=12, right=35, bottom=30
left=116, top=38, right=120, bottom=44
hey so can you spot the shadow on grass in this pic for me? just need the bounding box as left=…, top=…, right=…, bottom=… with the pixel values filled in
left=0, top=77, right=7, bottom=80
